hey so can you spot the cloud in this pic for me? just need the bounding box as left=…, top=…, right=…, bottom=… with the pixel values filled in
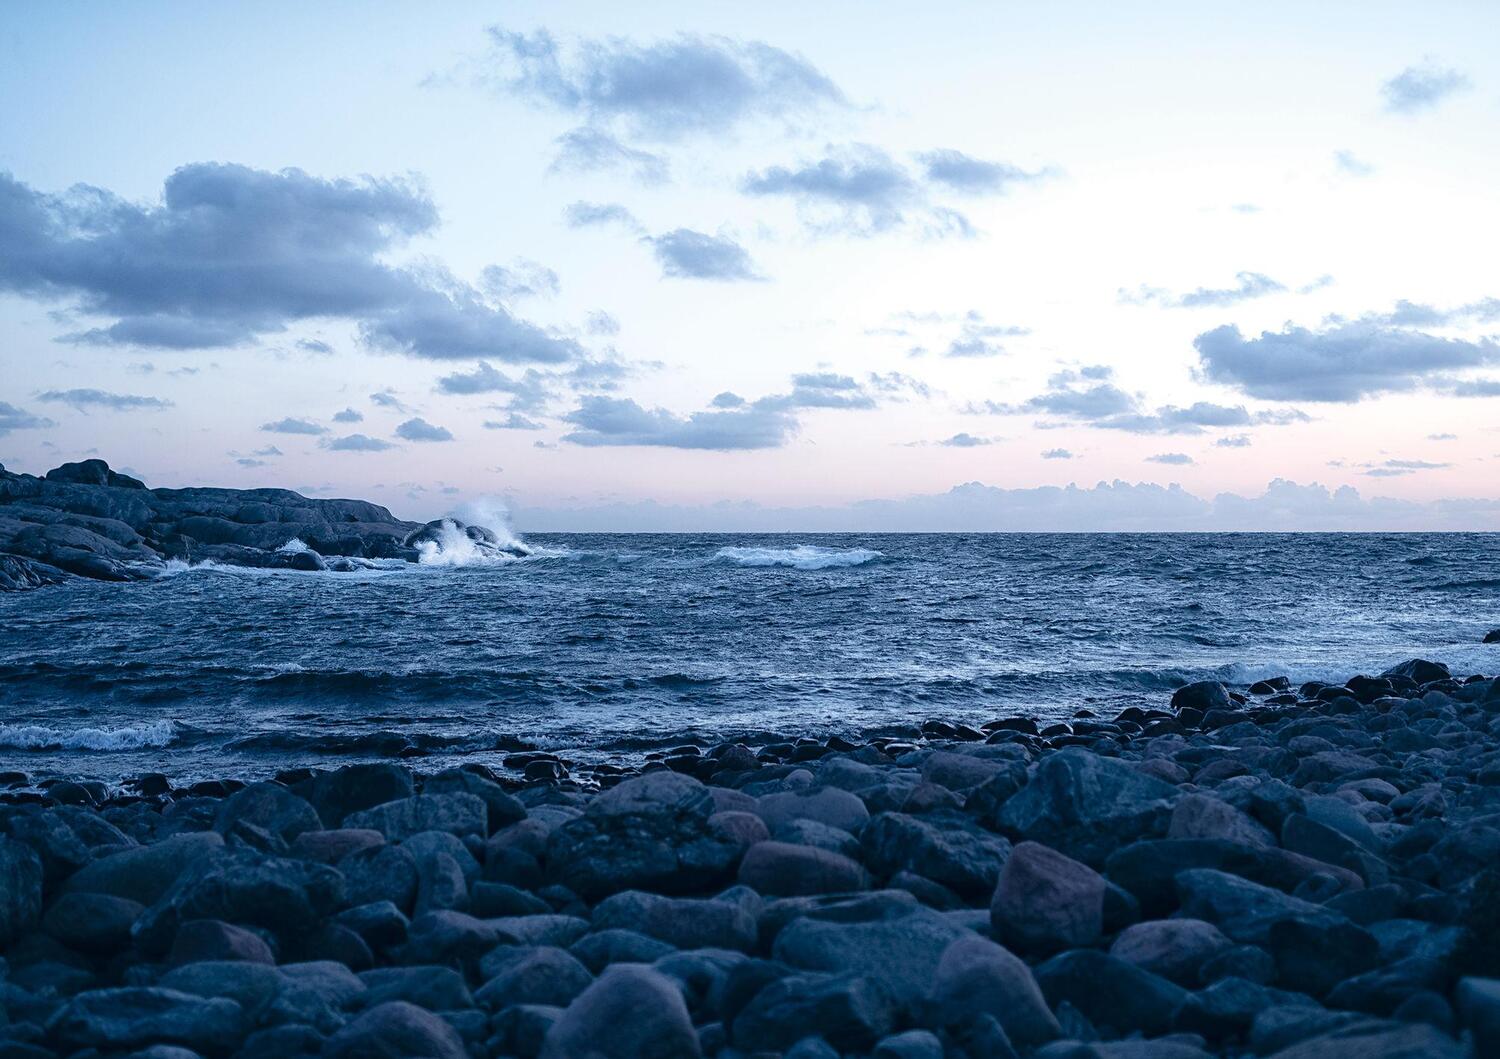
left=369, top=390, right=409, bottom=412
left=1122, top=271, right=1303, bottom=308
left=484, top=412, right=544, bottom=430
left=1382, top=61, right=1471, bottom=113
left=253, top=446, right=282, bottom=457
left=332, top=407, right=363, bottom=423
left=1447, top=378, right=1500, bottom=397
left=549, top=128, right=669, bottom=183
left=480, top=27, right=845, bottom=141
left=394, top=417, right=454, bottom=442
left=259, top=416, right=326, bottom=435
left=1362, top=458, right=1451, bottom=477
left=1193, top=321, right=1500, bottom=401
left=1146, top=452, right=1194, bottom=465
left=1333, top=150, right=1375, bottom=177
left=436, top=361, right=548, bottom=401
left=36, top=388, right=172, bottom=411
left=742, top=144, right=968, bottom=237
left=586, top=311, right=620, bottom=336
left=322, top=433, right=395, bottom=452
left=647, top=229, right=762, bottom=281
left=1428, top=433, right=1457, bottom=441
left=1041, top=448, right=1074, bottom=459
left=916, top=149, right=1050, bottom=194
left=481, top=259, right=560, bottom=301
left=0, top=400, right=55, bottom=436
left=1360, top=297, right=1500, bottom=328
left=563, top=201, right=641, bottom=230
left=939, top=432, right=991, bottom=447
left=883, top=310, right=1028, bottom=358
left=511, top=478, right=1500, bottom=532
left=0, top=163, right=579, bottom=362
left=1216, top=434, right=1251, bottom=448
left=297, top=338, right=335, bottom=355
left=560, top=371, right=904, bottom=450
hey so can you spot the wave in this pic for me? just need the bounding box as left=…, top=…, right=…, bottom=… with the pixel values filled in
left=0, top=719, right=177, bottom=751
left=714, top=545, right=883, bottom=570
left=1421, top=577, right=1500, bottom=592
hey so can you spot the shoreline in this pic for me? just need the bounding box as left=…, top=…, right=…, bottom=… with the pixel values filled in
left=1, top=660, right=1499, bottom=1055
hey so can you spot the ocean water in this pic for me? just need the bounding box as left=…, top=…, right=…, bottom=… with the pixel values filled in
left=1, top=532, right=1497, bottom=782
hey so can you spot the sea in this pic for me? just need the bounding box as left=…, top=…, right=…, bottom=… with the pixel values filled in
left=1, top=532, right=1497, bottom=782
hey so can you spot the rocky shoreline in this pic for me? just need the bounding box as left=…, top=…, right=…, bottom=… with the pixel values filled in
left=0, top=459, right=519, bottom=590
left=2, top=661, right=1500, bottom=1057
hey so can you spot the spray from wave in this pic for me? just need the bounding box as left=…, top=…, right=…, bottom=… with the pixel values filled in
left=0, top=719, right=177, bottom=751
left=415, top=497, right=560, bottom=567
left=714, top=545, right=883, bottom=570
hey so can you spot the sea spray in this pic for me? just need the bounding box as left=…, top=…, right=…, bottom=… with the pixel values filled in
left=714, top=545, right=883, bottom=570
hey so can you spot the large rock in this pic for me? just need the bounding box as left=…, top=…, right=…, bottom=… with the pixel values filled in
left=1105, top=839, right=1363, bottom=917
left=772, top=904, right=968, bottom=1007
left=928, top=934, right=1060, bottom=1047
left=991, top=841, right=1105, bottom=954
left=592, top=890, right=759, bottom=951
left=1169, top=794, right=1275, bottom=847
left=43, top=892, right=144, bottom=952
left=1175, top=868, right=1355, bottom=946
left=300, top=764, right=415, bottom=828
left=541, top=965, right=701, bottom=1059
left=1109, top=918, right=1231, bottom=985
left=423, top=768, right=526, bottom=832
left=732, top=973, right=894, bottom=1053
left=323, top=1000, right=466, bottom=1059
left=1380, top=659, right=1450, bottom=685
left=1033, top=949, right=1188, bottom=1038
left=756, top=787, right=870, bottom=833
left=1263, top=1020, right=1464, bottom=1058
left=46, top=987, right=245, bottom=1053
left=861, top=812, right=1011, bottom=898
left=475, top=947, right=593, bottom=1009
left=213, top=781, right=321, bottom=844
left=546, top=772, right=743, bottom=900
left=1172, top=681, right=1232, bottom=713
left=63, top=831, right=225, bottom=905
left=739, top=841, right=870, bottom=896
left=0, top=835, right=44, bottom=946
left=344, top=793, right=487, bottom=841
left=998, top=748, right=1178, bottom=865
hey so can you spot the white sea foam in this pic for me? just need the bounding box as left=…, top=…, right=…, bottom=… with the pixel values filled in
left=277, top=537, right=311, bottom=554
left=714, top=545, right=883, bottom=570
left=0, top=719, right=177, bottom=751
left=415, top=497, right=565, bottom=566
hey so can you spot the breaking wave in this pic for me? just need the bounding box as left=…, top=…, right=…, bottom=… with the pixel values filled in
left=714, top=545, right=883, bottom=570
left=0, top=719, right=177, bottom=751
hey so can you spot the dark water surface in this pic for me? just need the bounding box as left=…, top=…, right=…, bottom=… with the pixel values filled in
left=1, top=533, right=1497, bottom=781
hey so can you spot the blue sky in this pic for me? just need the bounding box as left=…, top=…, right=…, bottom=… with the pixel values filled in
left=2, top=1, right=1498, bottom=528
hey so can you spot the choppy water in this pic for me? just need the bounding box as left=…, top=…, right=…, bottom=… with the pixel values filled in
left=1, top=533, right=1497, bottom=781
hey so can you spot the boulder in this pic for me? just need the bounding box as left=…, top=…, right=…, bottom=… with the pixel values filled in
left=861, top=812, right=1011, bottom=898
left=0, top=835, right=45, bottom=946
left=1380, top=659, right=1451, bottom=685
left=1108, top=918, right=1231, bottom=985
left=772, top=905, right=968, bottom=1007
left=739, top=841, right=871, bottom=896
left=1172, top=681, right=1232, bottom=713
left=1033, top=949, right=1189, bottom=1038
left=928, top=933, right=1060, bottom=1047
left=1262, top=1020, right=1463, bottom=1058
left=300, top=764, right=414, bottom=828
left=541, top=965, right=701, bottom=1059
left=423, top=769, right=526, bottom=832
left=1175, top=868, right=1355, bottom=946
left=339, top=843, right=418, bottom=912
left=168, top=919, right=276, bottom=965
left=475, top=946, right=594, bottom=1009
left=991, top=841, right=1104, bottom=954
left=323, top=1000, right=466, bottom=1059
left=212, top=782, right=321, bottom=844
left=546, top=772, right=743, bottom=900
left=756, top=787, right=870, bottom=833
left=1169, top=794, right=1275, bottom=847
left=998, top=749, right=1178, bottom=865
left=43, top=892, right=144, bottom=952
left=344, top=793, right=487, bottom=841
left=46, top=986, right=245, bottom=1053
left=63, top=831, right=225, bottom=905
left=158, top=960, right=286, bottom=1018
left=592, top=890, right=759, bottom=952
left=359, top=966, right=474, bottom=1010
left=732, top=973, right=893, bottom=1053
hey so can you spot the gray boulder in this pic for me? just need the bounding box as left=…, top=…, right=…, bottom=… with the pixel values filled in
left=475, top=946, right=593, bottom=1009
left=592, top=889, right=758, bottom=952
left=733, top=973, right=893, bottom=1053
left=0, top=835, right=45, bottom=946
left=541, top=964, right=701, bottom=1059
left=323, top=1000, right=467, bottom=1059
left=63, top=831, right=224, bottom=905
left=929, top=933, right=1059, bottom=1047
left=46, top=987, right=245, bottom=1053
left=861, top=812, right=1011, bottom=898
left=1108, top=918, right=1231, bottom=985
left=991, top=841, right=1104, bottom=954
left=344, top=793, right=487, bottom=841
left=739, top=841, right=870, bottom=896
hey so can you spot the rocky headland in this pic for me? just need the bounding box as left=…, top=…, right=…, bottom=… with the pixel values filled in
left=3, top=661, right=1500, bottom=1056
left=0, top=459, right=518, bottom=590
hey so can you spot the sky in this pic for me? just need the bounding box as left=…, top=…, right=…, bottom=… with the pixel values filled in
left=1, top=1, right=1498, bottom=530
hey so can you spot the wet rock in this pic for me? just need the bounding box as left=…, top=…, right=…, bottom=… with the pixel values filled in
left=1380, top=659, right=1451, bottom=685
left=546, top=772, right=742, bottom=900
left=1172, top=681, right=1232, bottom=713
left=1169, top=794, right=1275, bottom=847
left=289, top=828, right=383, bottom=864
left=323, top=1000, right=466, bottom=1059
left=1262, top=1019, right=1463, bottom=1058
left=541, top=964, right=701, bottom=1059
left=359, top=966, right=474, bottom=1010
left=756, top=787, right=870, bottom=833
left=570, top=928, right=676, bottom=973
left=929, top=933, right=1060, bottom=1047
left=423, top=769, right=525, bottom=832
left=773, top=904, right=967, bottom=1007
left=998, top=748, right=1178, bottom=865
left=46, top=986, right=245, bottom=1053
left=992, top=841, right=1104, bottom=954
left=739, top=840, right=871, bottom=896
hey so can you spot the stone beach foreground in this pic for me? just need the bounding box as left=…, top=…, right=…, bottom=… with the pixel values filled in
left=4, top=661, right=1500, bottom=1057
